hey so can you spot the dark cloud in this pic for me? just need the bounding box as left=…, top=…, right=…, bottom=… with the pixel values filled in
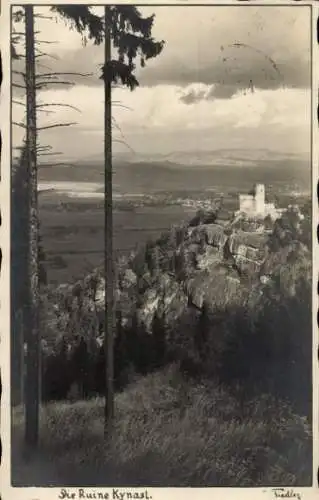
left=208, top=84, right=241, bottom=100
left=180, top=88, right=206, bottom=104
left=177, top=49, right=310, bottom=105
left=11, top=6, right=311, bottom=99
left=16, top=45, right=309, bottom=99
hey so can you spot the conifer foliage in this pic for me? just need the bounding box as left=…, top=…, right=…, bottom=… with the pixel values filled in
left=51, top=6, right=104, bottom=45
left=100, top=6, right=164, bottom=89
left=52, top=5, right=164, bottom=90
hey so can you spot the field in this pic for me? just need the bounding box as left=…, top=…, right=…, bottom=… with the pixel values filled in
left=39, top=200, right=195, bottom=284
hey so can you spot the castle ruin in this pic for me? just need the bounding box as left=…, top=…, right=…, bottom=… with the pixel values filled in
left=236, top=184, right=284, bottom=219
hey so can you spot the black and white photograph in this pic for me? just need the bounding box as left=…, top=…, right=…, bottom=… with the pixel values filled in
left=0, top=0, right=317, bottom=494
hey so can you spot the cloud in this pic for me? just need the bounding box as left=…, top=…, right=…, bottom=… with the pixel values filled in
left=11, top=6, right=310, bottom=162
left=136, top=6, right=311, bottom=94
left=166, top=41, right=310, bottom=104
left=12, top=5, right=310, bottom=97
left=12, top=81, right=310, bottom=161
left=180, top=83, right=244, bottom=104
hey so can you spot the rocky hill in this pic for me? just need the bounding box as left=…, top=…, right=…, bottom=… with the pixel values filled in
left=41, top=213, right=281, bottom=346
left=36, top=203, right=311, bottom=414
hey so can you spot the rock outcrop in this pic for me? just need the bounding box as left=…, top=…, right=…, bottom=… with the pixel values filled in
left=44, top=219, right=270, bottom=346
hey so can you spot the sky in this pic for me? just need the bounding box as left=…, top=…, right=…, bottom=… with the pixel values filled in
left=12, top=5, right=311, bottom=162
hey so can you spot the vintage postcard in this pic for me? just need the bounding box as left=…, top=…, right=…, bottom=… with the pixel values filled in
left=0, top=0, right=318, bottom=499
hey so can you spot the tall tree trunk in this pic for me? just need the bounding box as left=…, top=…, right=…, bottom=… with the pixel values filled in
left=11, top=146, right=29, bottom=408
left=24, top=5, right=40, bottom=448
left=104, top=6, right=114, bottom=434
left=11, top=310, right=23, bottom=406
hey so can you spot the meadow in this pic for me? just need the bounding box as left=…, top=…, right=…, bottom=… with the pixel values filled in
left=12, top=365, right=312, bottom=487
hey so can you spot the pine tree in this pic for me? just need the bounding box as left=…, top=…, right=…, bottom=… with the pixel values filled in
left=100, top=6, right=164, bottom=430
left=100, top=7, right=164, bottom=89
left=24, top=4, right=40, bottom=448
left=12, top=4, right=105, bottom=448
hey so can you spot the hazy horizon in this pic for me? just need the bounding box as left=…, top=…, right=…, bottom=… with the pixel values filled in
left=37, top=146, right=310, bottom=168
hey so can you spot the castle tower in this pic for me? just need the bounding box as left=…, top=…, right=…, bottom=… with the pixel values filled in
left=254, top=183, right=265, bottom=214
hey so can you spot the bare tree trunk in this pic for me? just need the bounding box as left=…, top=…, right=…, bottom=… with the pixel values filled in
left=24, top=5, right=40, bottom=448
left=104, top=5, right=114, bottom=434
left=11, top=311, right=23, bottom=406
left=11, top=146, right=30, bottom=408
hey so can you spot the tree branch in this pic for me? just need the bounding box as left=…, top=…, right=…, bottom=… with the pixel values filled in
left=11, top=31, right=41, bottom=35
left=34, top=49, right=60, bottom=61
left=36, top=103, right=81, bottom=113
left=12, top=99, right=25, bottom=106
left=38, top=152, right=63, bottom=156
left=13, top=121, right=27, bottom=129
left=36, top=62, right=52, bottom=70
left=12, top=70, right=26, bottom=77
left=35, top=40, right=60, bottom=45
left=12, top=83, right=26, bottom=89
left=113, top=139, right=135, bottom=154
left=101, top=99, right=133, bottom=111
left=112, top=103, right=133, bottom=111
left=38, top=122, right=77, bottom=131
left=37, top=145, right=52, bottom=152
left=37, top=109, right=55, bottom=115
left=34, top=14, right=54, bottom=19
left=35, top=81, right=75, bottom=89
left=12, top=51, right=24, bottom=59
left=36, top=80, right=74, bottom=87
left=35, top=72, right=92, bottom=79
left=39, top=162, right=78, bottom=167
left=112, top=117, right=132, bottom=152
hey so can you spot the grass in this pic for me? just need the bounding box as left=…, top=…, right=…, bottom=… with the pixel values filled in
left=12, top=364, right=312, bottom=487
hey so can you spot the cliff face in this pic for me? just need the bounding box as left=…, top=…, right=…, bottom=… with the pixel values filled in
left=44, top=219, right=271, bottom=345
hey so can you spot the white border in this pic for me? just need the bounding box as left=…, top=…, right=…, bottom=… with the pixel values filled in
left=1, top=1, right=318, bottom=499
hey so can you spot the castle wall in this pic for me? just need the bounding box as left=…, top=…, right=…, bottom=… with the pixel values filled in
left=239, top=194, right=255, bottom=214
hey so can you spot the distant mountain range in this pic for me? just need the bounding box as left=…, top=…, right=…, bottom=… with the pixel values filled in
left=38, top=148, right=310, bottom=194
left=75, top=148, right=309, bottom=168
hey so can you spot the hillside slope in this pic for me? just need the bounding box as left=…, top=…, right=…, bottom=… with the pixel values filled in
left=35, top=204, right=311, bottom=413
left=12, top=205, right=312, bottom=486
left=12, top=364, right=312, bottom=487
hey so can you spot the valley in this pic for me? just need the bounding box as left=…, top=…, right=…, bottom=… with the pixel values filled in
left=38, top=154, right=310, bottom=285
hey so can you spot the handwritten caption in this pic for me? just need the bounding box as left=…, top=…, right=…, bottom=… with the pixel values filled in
left=56, top=487, right=304, bottom=500
left=271, top=488, right=302, bottom=500
left=58, top=489, right=152, bottom=500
